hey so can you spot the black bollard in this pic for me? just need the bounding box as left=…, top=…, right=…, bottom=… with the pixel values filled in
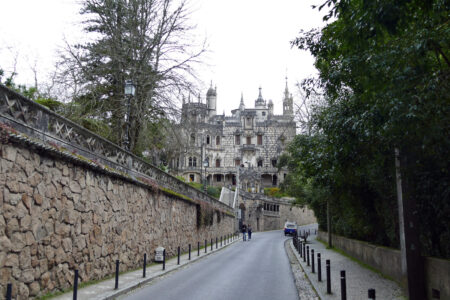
left=114, top=260, right=119, bottom=289
left=73, top=270, right=79, bottom=300
left=211, top=238, right=213, bottom=251
left=318, top=253, right=322, bottom=282
left=198, top=241, right=200, bottom=256
left=307, top=246, right=310, bottom=266
left=143, top=254, right=147, bottom=278
left=205, top=240, right=207, bottom=253
left=368, top=289, right=376, bottom=299
left=6, top=283, right=12, bottom=300
left=326, top=259, right=331, bottom=294
left=312, top=249, right=315, bottom=273
left=216, top=237, right=218, bottom=249
left=303, top=243, right=306, bottom=262
left=300, top=241, right=303, bottom=257
left=189, top=244, right=191, bottom=260
left=177, top=246, right=180, bottom=265
left=163, top=249, right=166, bottom=270
left=341, top=270, right=347, bottom=300
left=221, top=236, right=223, bottom=246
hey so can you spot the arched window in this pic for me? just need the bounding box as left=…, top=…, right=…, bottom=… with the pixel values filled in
left=188, top=157, right=193, bottom=167
left=193, top=157, right=197, bottom=167
left=206, top=135, right=210, bottom=144
left=216, top=136, right=220, bottom=145
left=215, top=159, right=221, bottom=167
left=257, top=134, right=263, bottom=145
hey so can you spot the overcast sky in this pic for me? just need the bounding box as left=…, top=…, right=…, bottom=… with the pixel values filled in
left=0, top=0, right=325, bottom=115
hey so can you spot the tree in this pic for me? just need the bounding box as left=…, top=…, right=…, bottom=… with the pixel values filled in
left=59, top=0, right=206, bottom=153
left=288, top=0, right=449, bottom=260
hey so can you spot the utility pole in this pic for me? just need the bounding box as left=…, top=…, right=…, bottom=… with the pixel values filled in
left=395, top=148, right=425, bottom=300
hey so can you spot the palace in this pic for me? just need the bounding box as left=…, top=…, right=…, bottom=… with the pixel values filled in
left=174, top=81, right=296, bottom=193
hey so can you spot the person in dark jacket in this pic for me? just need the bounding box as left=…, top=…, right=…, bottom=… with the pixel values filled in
left=242, top=224, right=247, bottom=241
left=248, top=225, right=252, bottom=240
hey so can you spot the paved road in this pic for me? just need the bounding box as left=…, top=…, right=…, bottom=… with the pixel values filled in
left=122, top=230, right=299, bottom=300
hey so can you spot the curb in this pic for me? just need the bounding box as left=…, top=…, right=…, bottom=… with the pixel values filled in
left=289, top=239, right=327, bottom=300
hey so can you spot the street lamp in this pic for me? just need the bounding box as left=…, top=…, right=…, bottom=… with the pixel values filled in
left=203, top=157, right=209, bottom=192
left=124, top=80, right=136, bottom=151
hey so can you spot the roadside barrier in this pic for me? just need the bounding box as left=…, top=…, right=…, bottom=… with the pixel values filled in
left=143, top=254, right=147, bottom=277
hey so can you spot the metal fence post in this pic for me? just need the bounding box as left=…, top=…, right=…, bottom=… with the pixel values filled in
left=307, top=246, right=310, bottom=266
left=114, top=260, right=119, bottom=290
left=143, top=254, right=147, bottom=278
left=211, top=238, right=213, bottom=251
left=198, top=241, right=200, bottom=256
left=205, top=240, right=207, bottom=253
left=177, top=246, right=180, bottom=265
left=318, top=253, right=322, bottom=282
left=311, top=249, right=315, bottom=273
left=216, top=237, right=218, bottom=249
left=303, top=243, right=306, bottom=262
left=73, top=270, right=79, bottom=300
left=189, top=244, right=191, bottom=260
left=326, top=259, right=331, bottom=294
left=341, top=270, right=347, bottom=300
left=163, top=249, right=166, bottom=270
left=6, top=283, right=12, bottom=300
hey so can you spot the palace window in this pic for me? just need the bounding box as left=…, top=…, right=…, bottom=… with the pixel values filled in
left=189, top=174, right=195, bottom=182
left=235, top=135, right=240, bottom=145
left=271, top=159, right=277, bottom=167
left=193, top=157, right=197, bottom=167
left=216, top=159, right=221, bottom=167
left=235, top=159, right=241, bottom=166
left=206, top=135, right=210, bottom=144
left=188, top=157, right=193, bottom=167
left=216, top=136, right=221, bottom=145
left=257, top=134, right=263, bottom=145
left=246, top=136, right=251, bottom=145
left=257, top=159, right=263, bottom=167
left=190, top=133, right=195, bottom=145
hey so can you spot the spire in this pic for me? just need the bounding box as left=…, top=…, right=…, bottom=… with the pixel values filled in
left=239, top=92, right=245, bottom=110
left=284, top=76, right=289, bottom=98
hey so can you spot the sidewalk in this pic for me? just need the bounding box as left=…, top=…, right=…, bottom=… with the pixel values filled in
left=53, top=236, right=241, bottom=300
left=291, top=226, right=405, bottom=300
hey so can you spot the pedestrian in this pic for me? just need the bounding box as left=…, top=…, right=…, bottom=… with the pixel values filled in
left=248, top=225, right=252, bottom=240
left=242, top=223, right=247, bottom=241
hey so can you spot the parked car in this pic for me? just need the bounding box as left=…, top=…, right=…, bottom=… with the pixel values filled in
left=284, top=222, right=297, bottom=236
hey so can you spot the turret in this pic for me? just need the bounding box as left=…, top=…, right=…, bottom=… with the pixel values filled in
left=283, top=78, right=293, bottom=116
left=206, top=81, right=217, bottom=117
left=255, top=87, right=266, bottom=109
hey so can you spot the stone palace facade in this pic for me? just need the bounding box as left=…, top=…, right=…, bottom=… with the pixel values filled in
left=174, top=81, right=296, bottom=193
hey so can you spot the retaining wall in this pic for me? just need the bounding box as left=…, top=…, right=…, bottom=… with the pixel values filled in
left=0, top=143, right=234, bottom=298
left=318, top=231, right=450, bottom=299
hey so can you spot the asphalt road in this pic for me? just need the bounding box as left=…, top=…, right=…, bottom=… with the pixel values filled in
left=123, top=230, right=299, bottom=300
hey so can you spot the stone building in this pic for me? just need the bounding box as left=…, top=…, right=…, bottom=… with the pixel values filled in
left=174, top=81, right=296, bottom=193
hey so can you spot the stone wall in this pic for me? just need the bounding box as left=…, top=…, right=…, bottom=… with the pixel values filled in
left=318, top=231, right=450, bottom=300
left=0, top=143, right=234, bottom=299
left=240, top=193, right=317, bottom=232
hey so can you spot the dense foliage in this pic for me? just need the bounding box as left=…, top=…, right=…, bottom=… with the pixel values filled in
left=284, top=0, right=449, bottom=258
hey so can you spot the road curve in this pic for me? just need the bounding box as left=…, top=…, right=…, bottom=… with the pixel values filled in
left=122, top=230, right=299, bottom=300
